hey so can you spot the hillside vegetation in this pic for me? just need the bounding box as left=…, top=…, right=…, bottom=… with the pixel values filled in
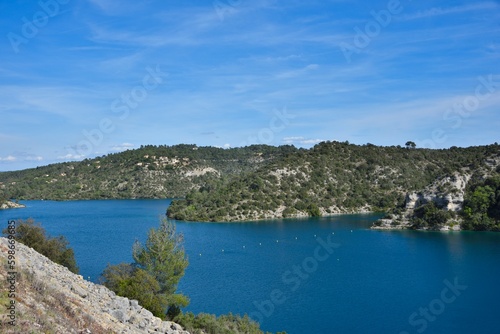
left=167, top=141, right=500, bottom=225
left=0, top=144, right=296, bottom=200
left=2, top=141, right=499, bottom=230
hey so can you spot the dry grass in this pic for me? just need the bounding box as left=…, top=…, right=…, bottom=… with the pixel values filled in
left=1, top=265, right=112, bottom=334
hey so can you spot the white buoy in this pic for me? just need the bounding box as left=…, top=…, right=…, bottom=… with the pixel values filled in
left=243, top=246, right=245, bottom=249
left=222, top=249, right=224, bottom=252
left=199, top=253, right=202, bottom=256
left=259, top=243, right=262, bottom=246
left=314, top=234, right=316, bottom=237
left=276, top=240, right=279, bottom=243
left=295, top=237, right=298, bottom=240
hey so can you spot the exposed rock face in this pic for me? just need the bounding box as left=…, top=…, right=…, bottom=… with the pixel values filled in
left=0, top=237, right=189, bottom=334
left=372, top=151, right=500, bottom=231
left=0, top=201, right=26, bottom=210
left=404, top=173, right=471, bottom=212
left=372, top=172, right=471, bottom=231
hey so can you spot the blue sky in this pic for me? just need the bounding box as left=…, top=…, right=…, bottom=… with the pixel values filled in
left=1, top=0, right=499, bottom=171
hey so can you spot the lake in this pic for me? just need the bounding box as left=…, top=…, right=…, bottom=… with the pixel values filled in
left=1, top=200, right=499, bottom=334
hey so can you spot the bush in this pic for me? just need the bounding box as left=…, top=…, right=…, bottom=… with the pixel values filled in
left=174, top=312, right=284, bottom=334
left=102, top=264, right=167, bottom=317
left=2, top=218, right=78, bottom=273
left=411, top=202, right=451, bottom=229
left=307, top=203, right=321, bottom=217
left=461, top=176, right=500, bottom=230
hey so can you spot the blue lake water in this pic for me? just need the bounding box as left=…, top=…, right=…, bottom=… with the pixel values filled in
left=1, top=200, right=500, bottom=334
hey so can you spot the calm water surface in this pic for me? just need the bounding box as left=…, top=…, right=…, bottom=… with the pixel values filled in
left=1, top=200, right=499, bottom=334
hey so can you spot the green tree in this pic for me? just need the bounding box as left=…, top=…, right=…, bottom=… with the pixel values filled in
left=405, top=141, right=416, bottom=149
left=307, top=203, right=321, bottom=217
left=102, top=218, right=189, bottom=319
left=412, top=201, right=451, bottom=228
left=0, top=190, right=8, bottom=204
left=462, top=177, right=500, bottom=230
left=466, top=186, right=495, bottom=214
left=2, top=218, right=78, bottom=273
left=132, top=218, right=189, bottom=318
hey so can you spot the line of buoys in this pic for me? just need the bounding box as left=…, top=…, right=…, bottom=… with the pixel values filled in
left=202, top=231, right=346, bottom=255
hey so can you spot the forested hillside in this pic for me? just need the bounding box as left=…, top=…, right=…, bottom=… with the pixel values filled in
left=0, top=144, right=297, bottom=200
left=2, top=141, right=499, bottom=230
left=167, top=142, right=500, bottom=225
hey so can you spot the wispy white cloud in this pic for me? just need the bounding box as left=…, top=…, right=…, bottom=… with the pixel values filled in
left=85, top=5, right=224, bottom=48
left=237, top=54, right=305, bottom=66
left=87, top=0, right=150, bottom=16
left=275, top=64, right=320, bottom=79
left=57, top=153, right=85, bottom=160
left=110, top=143, right=135, bottom=152
left=97, top=52, right=146, bottom=73
left=283, top=136, right=325, bottom=145
left=0, top=155, right=17, bottom=162
left=0, top=85, right=106, bottom=122
left=25, top=156, right=43, bottom=161
left=400, top=2, right=499, bottom=21
left=0, top=154, right=43, bottom=163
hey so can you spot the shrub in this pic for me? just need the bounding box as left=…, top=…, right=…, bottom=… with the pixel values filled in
left=174, top=312, right=283, bottom=334
left=2, top=218, right=78, bottom=273
left=101, top=264, right=167, bottom=317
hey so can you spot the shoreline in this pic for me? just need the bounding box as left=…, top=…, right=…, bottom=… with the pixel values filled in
left=0, top=200, right=26, bottom=210
left=173, top=210, right=383, bottom=224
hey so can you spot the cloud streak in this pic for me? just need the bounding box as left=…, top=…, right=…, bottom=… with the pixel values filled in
left=400, top=2, right=500, bottom=21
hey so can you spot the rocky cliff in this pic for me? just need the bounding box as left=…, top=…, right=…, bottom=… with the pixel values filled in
left=372, top=155, right=500, bottom=231
left=0, top=237, right=189, bottom=334
left=372, top=172, right=469, bottom=231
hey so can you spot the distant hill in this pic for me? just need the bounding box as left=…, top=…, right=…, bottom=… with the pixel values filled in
left=2, top=142, right=499, bottom=230
left=167, top=141, right=500, bottom=230
left=0, top=144, right=297, bottom=200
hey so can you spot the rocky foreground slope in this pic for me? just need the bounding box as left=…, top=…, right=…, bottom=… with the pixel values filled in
left=0, top=237, right=189, bottom=334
